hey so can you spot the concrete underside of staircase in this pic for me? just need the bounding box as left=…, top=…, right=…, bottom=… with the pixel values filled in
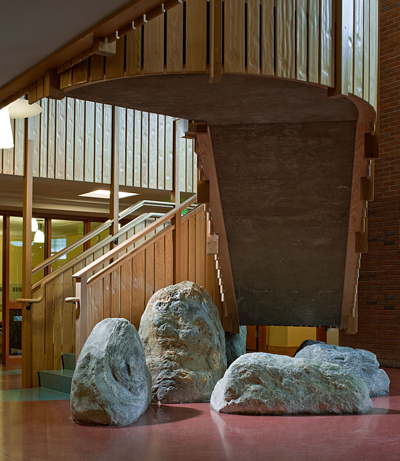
left=70, top=75, right=359, bottom=327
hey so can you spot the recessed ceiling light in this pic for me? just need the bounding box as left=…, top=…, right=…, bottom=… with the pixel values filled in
left=79, top=190, right=139, bottom=199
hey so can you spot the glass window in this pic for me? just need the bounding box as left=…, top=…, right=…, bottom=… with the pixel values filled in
left=51, top=220, right=84, bottom=272
left=90, top=222, right=110, bottom=248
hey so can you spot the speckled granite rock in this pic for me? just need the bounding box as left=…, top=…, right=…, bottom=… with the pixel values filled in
left=70, top=318, right=151, bottom=426
left=295, top=343, right=390, bottom=397
left=225, top=326, right=247, bottom=367
left=294, top=339, right=325, bottom=356
left=210, top=353, right=372, bottom=415
left=139, top=281, right=226, bottom=403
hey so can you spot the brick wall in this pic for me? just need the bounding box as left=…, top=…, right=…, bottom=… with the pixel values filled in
left=339, top=1, right=400, bottom=367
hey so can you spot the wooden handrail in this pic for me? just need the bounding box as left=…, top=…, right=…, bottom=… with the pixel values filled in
left=73, top=195, right=197, bottom=281
left=87, top=225, right=174, bottom=286
left=16, top=211, right=163, bottom=305
left=31, top=200, right=175, bottom=275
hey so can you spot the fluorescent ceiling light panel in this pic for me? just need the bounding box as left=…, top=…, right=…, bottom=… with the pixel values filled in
left=0, top=107, right=14, bottom=149
left=79, top=190, right=139, bottom=199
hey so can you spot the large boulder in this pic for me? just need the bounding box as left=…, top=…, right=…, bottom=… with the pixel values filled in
left=139, top=281, right=226, bottom=403
left=70, top=318, right=151, bottom=426
left=295, top=343, right=390, bottom=397
left=211, top=353, right=372, bottom=415
left=294, top=339, right=325, bottom=356
left=225, top=325, right=247, bottom=367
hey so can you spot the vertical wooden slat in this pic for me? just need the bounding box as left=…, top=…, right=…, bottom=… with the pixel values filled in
left=126, top=28, right=142, bottom=76
left=134, top=110, right=142, bottom=188
left=103, top=104, right=112, bottom=184
left=209, top=0, right=223, bottom=82
left=165, top=230, right=174, bottom=286
left=103, top=273, right=111, bottom=318
left=165, top=116, right=174, bottom=190
left=296, top=0, right=307, bottom=81
left=188, top=216, right=196, bottom=281
left=205, top=253, right=213, bottom=297
left=347, top=0, right=355, bottom=93
left=55, top=99, right=66, bottom=180
left=154, top=237, right=165, bottom=292
left=89, top=55, right=105, bottom=82
left=149, top=113, right=158, bottom=189
left=73, top=60, right=89, bottom=85
left=30, top=112, right=40, bottom=178
left=181, top=220, right=189, bottom=279
left=308, top=0, right=319, bottom=83
left=110, top=270, right=120, bottom=319
left=45, top=283, right=54, bottom=370
left=158, top=114, right=165, bottom=189
left=145, top=246, right=155, bottom=304
left=53, top=275, right=63, bottom=370
left=353, top=0, right=364, bottom=98
left=14, top=118, right=25, bottom=175
left=195, top=210, right=206, bottom=287
left=276, top=0, right=295, bottom=79
left=126, top=108, right=134, bottom=187
left=143, top=15, right=165, bottom=74
left=47, top=99, right=56, bottom=179
left=167, top=2, right=184, bottom=73
left=65, top=98, right=75, bottom=181
left=95, top=103, right=103, bottom=183
left=115, top=106, right=127, bottom=186
left=224, top=0, right=245, bottom=74
left=320, top=0, right=334, bottom=87
left=247, top=0, right=260, bottom=75
left=178, top=120, right=186, bottom=192
left=186, top=0, right=207, bottom=72
left=74, top=99, right=85, bottom=181
left=363, top=0, right=370, bottom=102
left=142, top=112, right=149, bottom=188
left=193, top=148, right=197, bottom=193
left=62, top=268, right=74, bottom=354
left=32, top=297, right=45, bottom=387
left=121, top=261, right=132, bottom=321
left=186, top=139, right=193, bottom=192
left=261, top=0, right=274, bottom=76
left=132, top=252, right=145, bottom=329
left=84, top=101, right=95, bottom=182
left=40, top=99, right=48, bottom=177
left=369, top=0, right=378, bottom=110
left=106, top=37, right=125, bottom=79
left=91, top=279, right=104, bottom=329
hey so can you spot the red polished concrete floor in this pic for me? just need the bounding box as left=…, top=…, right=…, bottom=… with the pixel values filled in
left=0, top=368, right=399, bottom=461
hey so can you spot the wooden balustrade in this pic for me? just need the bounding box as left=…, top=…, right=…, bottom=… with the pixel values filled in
left=0, top=100, right=196, bottom=194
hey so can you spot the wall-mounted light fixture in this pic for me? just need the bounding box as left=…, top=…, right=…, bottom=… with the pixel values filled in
left=0, top=107, right=13, bottom=149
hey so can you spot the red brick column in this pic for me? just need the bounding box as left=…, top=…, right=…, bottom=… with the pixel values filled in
left=339, top=1, right=400, bottom=367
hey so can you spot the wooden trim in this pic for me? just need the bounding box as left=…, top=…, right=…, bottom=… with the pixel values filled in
left=110, top=106, right=119, bottom=243
left=195, top=125, right=239, bottom=333
left=22, top=118, right=33, bottom=387
left=2, top=215, right=10, bottom=365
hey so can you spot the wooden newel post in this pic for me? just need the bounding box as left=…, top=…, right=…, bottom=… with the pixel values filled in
left=22, top=117, right=33, bottom=388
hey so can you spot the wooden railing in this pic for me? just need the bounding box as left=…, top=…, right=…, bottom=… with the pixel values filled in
left=0, top=100, right=196, bottom=193
left=71, top=195, right=225, bottom=361
left=18, top=200, right=179, bottom=387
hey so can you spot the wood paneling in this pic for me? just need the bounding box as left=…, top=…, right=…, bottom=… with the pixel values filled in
left=276, top=0, right=295, bottom=79
left=308, top=0, right=319, bottom=83
left=186, top=0, right=207, bottom=72
left=224, top=0, right=245, bottom=74
left=143, top=14, right=165, bottom=75
left=296, top=0, right=307, bottom=82
left=320, top=0, right=334, bottom=87
left=166, top=2, right=184, bottom=73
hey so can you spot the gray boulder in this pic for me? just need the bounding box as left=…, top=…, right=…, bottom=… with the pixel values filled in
left=294, top=339, right=325, bottom=356
left=211, top=352, right=372, bottom=415
left=139, top=281, right=226, bottom=403
left=70, top=318, right=151, bottom=426
left=295, top=343, right=390, bottom=397
left=225, top=325, right=247, bottom=366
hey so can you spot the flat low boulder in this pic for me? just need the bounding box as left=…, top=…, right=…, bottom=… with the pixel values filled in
left=295, top=343, right=390, bottom=397
left=71, top=318, right=152, bottom=426
left=211, top=353, right=372, bottom=415
left=139, top=281, right=226, bottom=403
left=225, top=325, right=247, bottom=367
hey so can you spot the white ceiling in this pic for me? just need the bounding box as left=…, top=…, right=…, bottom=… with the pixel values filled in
left=0, top=0, right=133, bottom=89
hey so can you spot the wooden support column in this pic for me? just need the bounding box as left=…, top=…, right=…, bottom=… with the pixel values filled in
left=22, top=118, right=33, bottom=388
left=2, top=215, right=10, bottom=365
left=110, top=106, right=119, bottom=244
left=172, top=120, right=182, bottom=284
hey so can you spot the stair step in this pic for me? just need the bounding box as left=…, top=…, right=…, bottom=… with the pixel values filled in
left=39, top=369, right=74, bottom=395
left=63, top=353, right=76, bottom=371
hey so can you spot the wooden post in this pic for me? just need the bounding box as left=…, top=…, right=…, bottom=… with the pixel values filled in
left=2, top=215, right=10, bottom=365
left=74, top=275, right=88, bottom=360
left=22, top=117, right=33, bottom=388
left=110, top=106, right=119, bottom=243
left=172, top=120, right=182, bottom=284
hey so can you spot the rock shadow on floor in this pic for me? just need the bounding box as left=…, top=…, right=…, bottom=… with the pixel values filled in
left=129, top=404, right=204, bottom=427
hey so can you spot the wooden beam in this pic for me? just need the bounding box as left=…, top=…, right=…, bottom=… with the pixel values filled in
left=110, top=106, right=119, bottom=243
left=171, top=120, right=182, bottom=283
left=22, top=118, right=33, bottom=388
left=196, top=125, right=239, bottom=333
